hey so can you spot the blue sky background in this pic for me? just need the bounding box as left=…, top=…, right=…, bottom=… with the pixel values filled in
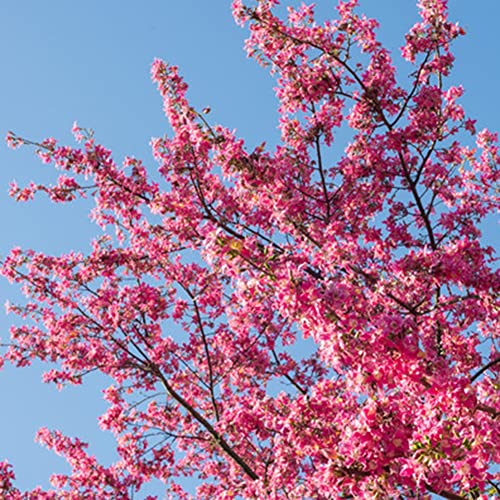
left=0, top=1, right=498, bottom=495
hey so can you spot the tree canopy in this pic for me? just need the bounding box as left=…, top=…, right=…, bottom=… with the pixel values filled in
left=1, top=0, right=499, bottom=498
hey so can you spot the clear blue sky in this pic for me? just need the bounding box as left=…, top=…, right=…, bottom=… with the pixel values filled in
left=0, top=1, right=498, bottom=495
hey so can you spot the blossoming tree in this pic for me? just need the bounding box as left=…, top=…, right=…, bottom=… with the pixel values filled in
left=1, top=0, right=499, bottom=498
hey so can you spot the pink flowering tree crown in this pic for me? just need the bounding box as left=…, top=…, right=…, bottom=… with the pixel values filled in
left=2, top=0, right=499, bottom=498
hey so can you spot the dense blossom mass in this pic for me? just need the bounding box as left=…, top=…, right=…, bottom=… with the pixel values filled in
left=1, top=0, right=499, bottom=498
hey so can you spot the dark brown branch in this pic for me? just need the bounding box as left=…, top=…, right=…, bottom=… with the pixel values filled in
left=471, top=357, right=500, bottom=382
left=151, top=364, right=259, bottom=481
left=397, top=150, right=437, bottom=250
left=425, top=484, right=467, bottom=500
left=184, top=287, right=220, bottom=421
left=271, top=348, right=308, bottom=395
left=313, top=131, right=331, bottom=223
left=389, top=51, right=432, bottom=128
